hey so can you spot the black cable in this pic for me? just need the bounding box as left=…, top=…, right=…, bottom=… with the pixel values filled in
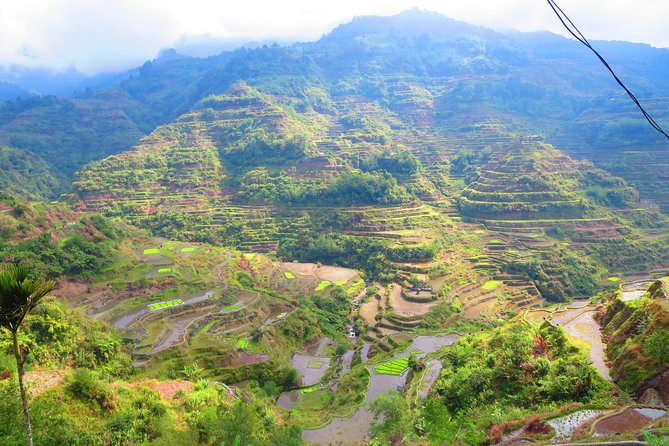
left=546, top=0, right=669, bottom=141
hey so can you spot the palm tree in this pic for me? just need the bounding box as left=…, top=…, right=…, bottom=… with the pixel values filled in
left=0, top=265, right=55, bottom=446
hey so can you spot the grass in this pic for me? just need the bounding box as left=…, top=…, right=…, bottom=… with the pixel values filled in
left=482, top=280, right=502, bottom=291
left=223, top=305, right=244, bottom=313
left=143, top=248, right=160, bottom=255
left=148, top=299, right=184, bottom=311
left=307, top=361, right=324, bottom=368
left=180, top=247, right=195, bottom=253
left=315, top=280, right=331, bottom=291
left=236, top=338, right=248, bottom=349
left=284, top=271, right=296, bottom=279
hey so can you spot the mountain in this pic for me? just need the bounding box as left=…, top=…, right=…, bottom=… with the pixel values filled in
left=0, top=10, right=668, bottom=446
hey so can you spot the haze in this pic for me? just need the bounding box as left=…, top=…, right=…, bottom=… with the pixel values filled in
left=1, top=0, right=668, bottom=75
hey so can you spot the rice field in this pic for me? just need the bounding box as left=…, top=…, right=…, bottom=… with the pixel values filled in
left=236, top=338, right=248, bottom=349
left=143, top=248, right=160, bottom=255
left=180, top=247, right=195, bottom=253
left=157, top=267, right=172, bottom=274
left=222, top=304, right=244, bottom=313
left=148, top=299, right=184, bottom=311
left=482, top=280, right=502, bottom=291
left=284, top=271, right=296, bottom=279
left=607, top=277, right=621, bottom=282
left=373, top=351, right=422, bottom=376
left=315, top=280, right=331, bottom=291
left=307, top=360, right=324, bottom=368
left=299, top=386, right=320, bottom=394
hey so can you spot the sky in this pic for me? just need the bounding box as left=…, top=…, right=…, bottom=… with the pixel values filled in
left=0, top=0, right=668, bottom=75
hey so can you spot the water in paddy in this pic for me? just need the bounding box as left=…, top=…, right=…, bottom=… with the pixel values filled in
left=360, top=342, right=371, bottom=363
left=621, top=289, right=646, bottom=301
left=113, top=290, right=214, bottom=331
left=302, top=334, right=459, bottom=445
left=278, top=390, right=300, bottom=409
left=547, top=410, right=606, bottom=441
left=595, top=407, right=666, bottom=435
left=292, top=353, right=331, bottom=387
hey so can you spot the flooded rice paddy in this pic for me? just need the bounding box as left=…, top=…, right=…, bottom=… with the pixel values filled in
left=302, top=334, right=459, bottom=445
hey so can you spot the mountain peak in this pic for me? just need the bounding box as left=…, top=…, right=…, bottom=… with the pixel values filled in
left=321, top=8, right=498, bottom=42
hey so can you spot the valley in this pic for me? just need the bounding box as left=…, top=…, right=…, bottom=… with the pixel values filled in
left=0, top=8, right=668, bottom=446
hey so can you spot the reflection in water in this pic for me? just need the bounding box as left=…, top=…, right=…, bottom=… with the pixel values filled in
left=302, top=334, right=459, bottom=445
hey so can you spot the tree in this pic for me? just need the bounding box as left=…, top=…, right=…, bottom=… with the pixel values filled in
left=0, top=265, right=55, bottom=446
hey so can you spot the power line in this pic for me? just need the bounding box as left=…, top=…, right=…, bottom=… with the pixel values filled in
left=546, top=0, right=669, bottom=141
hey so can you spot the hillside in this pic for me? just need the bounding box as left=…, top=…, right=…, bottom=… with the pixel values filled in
left=1, top=9, right=669, bottom=446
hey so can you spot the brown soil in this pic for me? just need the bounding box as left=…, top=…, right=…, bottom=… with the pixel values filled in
left=145, top=380, right=194, bottom=399
left=595, top=408, right=652, bottom=435
left=24, top=370, right=66, bottom=396
left=389, top=284, right=437, bottom=317
left=51, top=279, right=89, bottom=299
left=113, top=380, right=194, bottom=400
left=360, top=299, right=379, bottom=326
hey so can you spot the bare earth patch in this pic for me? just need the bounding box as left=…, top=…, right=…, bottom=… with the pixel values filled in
left=25, top=370, right=66, bottom=396
left=389, top=284, right=437, bottom=317
left=360, top=299, right=379, bottom=326
left=275, top=262, right=358, bottom=283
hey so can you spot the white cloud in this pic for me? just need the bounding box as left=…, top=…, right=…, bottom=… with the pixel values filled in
left=0, top=0, right=667, bottom=75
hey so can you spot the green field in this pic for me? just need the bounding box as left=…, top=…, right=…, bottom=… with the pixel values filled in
left=236, top=338, right=248, bottom=349
left=315, top=280, right=331, bottom=291
left=299, top=386, right=320, bottom=394
left=284, top=271, right=296, bottom=279
left=223, top=304, right=244, bottom=313
left=157, top=267, right=172, bottom=274
left=143, top=248, right=160, bottom=255
left=333, top=280, right=346, bottom=286
left=607, top=277, right=621, bottom=282
left=148, top=299, right=184, bottom=311
left=482, top=280, right=502, bottom=291
left=180, top=247, right=195, bottom=253
left=373, top=352, right=421, bottom=376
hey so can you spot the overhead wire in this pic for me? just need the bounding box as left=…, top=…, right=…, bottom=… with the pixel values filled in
left=546, top=0, right=669, bottom=141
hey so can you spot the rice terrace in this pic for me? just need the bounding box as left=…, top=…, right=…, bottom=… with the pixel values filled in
left=0, top=4, right=668, bottom=446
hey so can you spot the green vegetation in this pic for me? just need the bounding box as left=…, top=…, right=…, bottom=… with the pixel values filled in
left=0, top=265, right=56, bottom=446
left=423, top=321, right=613, bottom=444
left=373, top=352, right=421, bottom=376
left=315, top=281, right=331, bottom=292
left=147, top=299, right=184, bottom=311
left=222, top=305, right=244, bottom=313
left=481, top=280, right=502, bottom=291
left=600, top=280, right=669, bottom=393
left=2, top=9, right=669, bottom=445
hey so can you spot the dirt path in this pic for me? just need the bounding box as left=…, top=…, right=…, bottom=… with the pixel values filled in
left=389, top=284, right=437, bottom=317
